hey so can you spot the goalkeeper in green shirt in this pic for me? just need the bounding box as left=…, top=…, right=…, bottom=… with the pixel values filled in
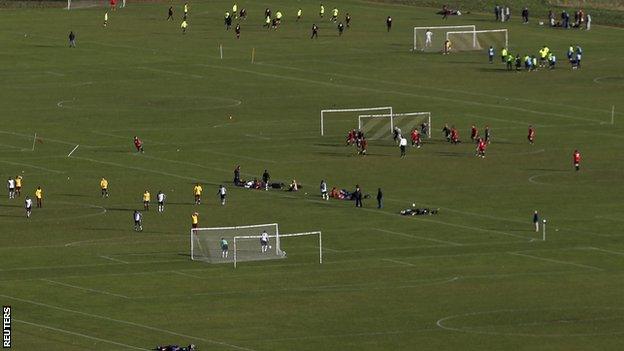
left=221, top=238, right=229, bottom=258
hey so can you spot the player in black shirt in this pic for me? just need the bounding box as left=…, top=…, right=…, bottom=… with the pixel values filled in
left=338, top=22, right=344, bottom=36
left=311, top=24, right=319, bottom=39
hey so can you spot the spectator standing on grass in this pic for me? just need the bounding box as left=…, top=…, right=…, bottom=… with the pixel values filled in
left=533, top=210, right=540, bottom=232
left=505, top=6, right=510, bottom=21
left=262, top=169, right=270, bottom=190
left=376, top=188, right=383, bottom=209
left=68, top=31, right=76, bottom=47
left=494, top=5, right=500, bottom=21
left=354, top=185, right=363, bottom=208
left=522, top=7, right=529, bottom=24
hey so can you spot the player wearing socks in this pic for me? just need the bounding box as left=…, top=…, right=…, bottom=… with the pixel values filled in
left=7, top=177, right=15, bottom=199
left=260, top=230, right=270, bottom=253
left=338, top=22, right=344, bottom=36
left=25, top=196, right=33, bottom=218
left=142, top=190, right=150, bottom=210
left=133, top=136, right=144, bottom=153
left=157, top=190, right=166, bottom=212
left=345, top=13, right=351, bottom=27
left=191, top=212, right=199, bottom=229
left=262, top=169, right=270, bottom=190
left=573, top=149, right=581, bottom=171
left=332, top=8, right=338, bottom=22
left=425, top=29, right=433, bottom=49
left=181, top=19, right=188, bottom=34
left=297, top=8, right=302, bottom=21
left=35, top=186, right=43, bottom=208
left=320, top=180, right=328, bottom=200
left=193, top=183, right=202, bottom=204
left=100, top=177, right=109, bottom=197
left=528, top=125, right=535, bottom=144
left=235, top=23, right=241, bottom=39
left=221, top=238, right=229, bottom=258
left=450, top=127, right=460, bottom=144
left=103, top=12, right=108, bottom=27
left=470, top=125, right=479, bottom=142
left=476, top=138, right=486, bottom=158
left=386, top=16, right=392, bottom=32
left=15, top=176, right=22, bottom=197
left=319, top=4, right=324, bottom=18
left=411, top=129, right=422, bottom=148
left=217, top=185, right=226, bottom=205
left=167, top=6, right=173, bottom=20
left=311, top=24, right=319, bottom=39
left=133, top=210, right=143, bottom=231
left=488, top=46, right=494, bottom=63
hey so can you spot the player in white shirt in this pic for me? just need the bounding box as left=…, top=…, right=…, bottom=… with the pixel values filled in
left=260, top=230, right=270, bottom=253
left=133, top=210, right=143, bottom=231
left=217, top=185, right=227, bottom=205
left=424, top=29, right=433, bottom=49
left=320, top=180, right=328, bottom=200
left=399, top=137, right=408, bottom=158
left=24, top=196, right=32, bottom=218
left=7, top=177, right=16, bottom=199
left=157, top=191, right=166, bottom=212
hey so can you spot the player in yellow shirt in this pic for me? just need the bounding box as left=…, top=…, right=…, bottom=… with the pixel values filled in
left=181, top=19, right=188, bottom=34
left=319, top=4, right=324, bottom=18
left=15, top=175, right=22, bottom=197
left=143, top=190, right=150, bottom=210
left=104, top=11, right=108, bottom=27
left=193, top=183, right=203, bottom=204
left=184, top=2, right=189, bottom=17
left=191, top=212, right=199, bottom=229
left=100, top=178, right=109, bottom=197
left=35, top=186, right=43, bottom=208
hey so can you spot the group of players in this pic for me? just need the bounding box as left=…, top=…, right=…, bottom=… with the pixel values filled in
left=491, top=44, right=583, bottom=71
left=6, top=176, right=43, bottom=219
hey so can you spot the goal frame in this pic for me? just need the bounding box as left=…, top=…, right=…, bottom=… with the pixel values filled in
left=190, top=223, right=280, bottom=262
left=320, top=107, right=393, bottom=136
left=358, top=112, right=432, bottom=138
left=413, top=25, right=476, bottom=51
left=445, top=29, right=508, bottom=50
left=233, top=231, right=322, bottom=268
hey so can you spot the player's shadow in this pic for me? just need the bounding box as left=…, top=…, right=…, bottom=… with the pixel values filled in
left=56, top=193, right=90, bottom=197
left=525, top=168, right=568, bottom=172
left=105, top=207, right=138, bottom=212
left=476, top=67, right=516, bottom=73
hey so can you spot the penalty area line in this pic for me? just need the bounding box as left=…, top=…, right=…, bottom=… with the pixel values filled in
left=67, top=144, right=79, bottom=157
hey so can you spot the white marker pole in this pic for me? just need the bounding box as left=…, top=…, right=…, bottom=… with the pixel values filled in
left=542, top=219, right=547, bottom=241
left=219, top=44, right=223, bottom=59
left=31, top=132, right=37, bottom=151
left=611, top=105, right=615, bottom=125
left=67, top=144, right=79, bottom=157
left=251, top=47, right=255, bottom=64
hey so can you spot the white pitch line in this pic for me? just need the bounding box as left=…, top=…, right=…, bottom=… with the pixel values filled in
left=138, top=66, right=203, bottom=79
left=508, top=252, right=603, bottom=271
left=99, top=255, right=129, bottom=264
left=0, top=159, right=65, bottom=174
left=67, top=144, right=79, bottom=157
left=586, top=247, right=624, bottom=256
left=171, top=270, right=204, bottom=279
left=15, top=319, right=148, bottom=350
left=45, top=71, right=65, bottom=77
left=0, top=295, right=256, bottom=351
left=375, top=228, right=463, bottom=246
left=382, top=258, right=416, bottom=267
left=41, top=279, right=131, bottom=299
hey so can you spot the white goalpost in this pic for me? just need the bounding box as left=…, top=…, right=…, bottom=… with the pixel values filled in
left=233, top=231, right=322, bottom=268
left=413, top=25, right=475, bottom=52
left=66, top=0, right=119, bottom=10
left=446, top=29, right=508, bottom=51
left=191, top=223, right=280, bottom=263
left=320, top=107, right=392, bottom=136
left=358, top=112, right=432, bottom=140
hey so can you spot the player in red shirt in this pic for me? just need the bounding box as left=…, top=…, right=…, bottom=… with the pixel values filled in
left=110, top=0, right=117, bottom=11
left=345, top=129, right=356, bottom=146
left=410, top=129, right=421, bottom=148
left=476, top=138, right=486, bottom=158
left=133, top=136, right=144, bottom=153
left=450, top=126, right=460, bottom=144
left=528, top=125, right=536, bottom=144
left=359, top=137, right=368, bottom=155
left=470, top=125, right=478, bottom=142
left=573, top=149, right=581, bottom=171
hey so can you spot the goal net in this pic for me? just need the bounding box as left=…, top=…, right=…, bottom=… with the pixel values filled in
left=358, top=112, right=431, bottom=140
left=66, top=0, right=124, bottom=9
left=234, top=231, right=322, bottom=268
left=413, top=25, right=475, bottom=52
left=446, top=29, right=508, bottom=51
left=320, top=107, right=392, bottom=136
left=191, top=223, right=279, bottom=264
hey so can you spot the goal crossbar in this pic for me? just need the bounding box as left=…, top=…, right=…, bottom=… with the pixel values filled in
left=413, top=25, right=475, bottom=51
left=358, top=112, right=432, bottom=138
left=446, top=29, right=508, bottom=49
left=191, top=223, right=279, bottom=263
left=233, top=231, right=322, bottom=268
left=320, top=106, right=393, bottom=136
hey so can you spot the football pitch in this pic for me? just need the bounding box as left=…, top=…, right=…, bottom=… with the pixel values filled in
left=1, top=0, right=624, bottom=349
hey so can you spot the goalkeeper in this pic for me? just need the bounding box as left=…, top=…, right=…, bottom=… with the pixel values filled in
left=220, top=238, right=229, bottom=258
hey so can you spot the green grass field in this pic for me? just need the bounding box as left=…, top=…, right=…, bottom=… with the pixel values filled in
left=1, top=0, right=624, bottom=350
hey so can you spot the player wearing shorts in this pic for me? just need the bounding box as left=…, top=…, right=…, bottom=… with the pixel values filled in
left=25, top=196, right=33, bottom=218
left=142, top=190, right=150, bottom=210
left=133, top=210, right=143, bottom=231
left=100, top=177, right=109, bottom=197
left=425, top=29, right=433, bottom=49
left=573, top=149, right=581, bottom=171
left=221, top=238, right=229, bottom=258
left=528, top=125, right=535, bottom=144
left=157, top=190, right=166, bottom=212
left=191, top=212, right=199, bottom=229
left=193, top=183, right=202, bottom=204
left=386, top=16, right=392, bottom=32
left=217, top=185, right=226, bottom=205
left=260, top=231, right=270, bottom=253
left=320, top=180, right=328, bottom=200
left=15, top=175, right=22, bottom=197
left=411, top=129, right=421, bottom=148
left=133, top=136, right=144, bottom=153
left=476, top=138, right=486, bottom=158
left=7, top=178, right=15, bottom=199
left=35, top=186, right=43, bottom=208
left=235, top=24, right=241, bottom=39
left=311, top=24, right=319, bottom=39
